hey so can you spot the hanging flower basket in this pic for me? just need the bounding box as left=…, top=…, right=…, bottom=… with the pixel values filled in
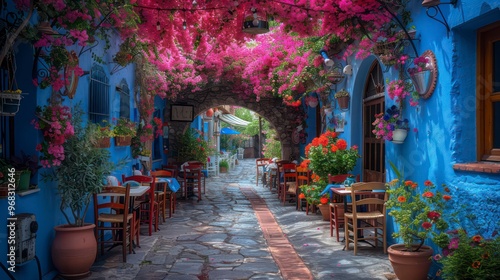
left=0, top=92, right=23, bottom=116
left=336, top=95, right=350, bottom=110
left=115, top=136, right=132, bottom=146
left=373, top=40, right=400, bottom=56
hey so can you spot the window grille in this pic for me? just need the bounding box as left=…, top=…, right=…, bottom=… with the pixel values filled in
left=89, top=65, right=110, bottom=124
left=116, top=78, right=130, bottom=119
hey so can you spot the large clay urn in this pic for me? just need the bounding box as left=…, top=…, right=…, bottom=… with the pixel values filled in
left=388, top=244, right=433, bottom=280
left=52, top=224, right=97, bottom=279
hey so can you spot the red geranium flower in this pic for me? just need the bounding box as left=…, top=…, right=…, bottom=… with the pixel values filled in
left=422, top=191, right=434, bottom=198
left=422, top=222, right=432, bottom=229
left=427, top=211, right=441, bottom=220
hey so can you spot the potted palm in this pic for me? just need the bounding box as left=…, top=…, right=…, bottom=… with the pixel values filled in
left=385, top=162, right=451, bottom=280
left=46, top=108, right=116, bottom=278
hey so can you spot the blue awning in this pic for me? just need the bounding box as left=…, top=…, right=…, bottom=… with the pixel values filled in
left=220, top=127, right=241, bottom=135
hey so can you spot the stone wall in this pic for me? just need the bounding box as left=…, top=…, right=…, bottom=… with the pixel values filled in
left=165, top=85, right=300, bottom=160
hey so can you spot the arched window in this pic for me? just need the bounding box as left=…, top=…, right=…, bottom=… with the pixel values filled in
left=89, top=65, right=110, bottom=124
left=116, top=78, right=130, bottom=119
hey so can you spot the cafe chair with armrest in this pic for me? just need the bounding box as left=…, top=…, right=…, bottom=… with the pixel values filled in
left=344, top=182, right=387, bottom=255
left=151, top=170, right=175, bottom=218
left=328, top=174, right=359, bottom=242
left=122, top=175, right=159, bottom=237
left=93, top=185, right=133, bottom=262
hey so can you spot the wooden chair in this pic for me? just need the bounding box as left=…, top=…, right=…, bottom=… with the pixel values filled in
left=328, top=174, right=358, bottom=242
left=275, top=160, right=291, bottom=199
left=93, top=185, right=133, bottom=262
left=344, top=182, right=387, bottom=255
left=151, top=170, right=176, bottom=218
left=296, top=166, right=311, bottom=212
left=279, top=163, right=298, bottom=206
left=255, top=158, right=270, bottom=186
left=122, top=175, right=159, bottom=237
left=186, top=161, right=206, bottom=194
left=183, top=164, right=203, bottom=202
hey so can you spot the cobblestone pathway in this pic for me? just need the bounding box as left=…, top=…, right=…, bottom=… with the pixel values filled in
left=87, top=159, right=392, bottom=280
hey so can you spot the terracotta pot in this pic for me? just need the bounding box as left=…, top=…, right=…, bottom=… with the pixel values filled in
left=52, top=224, right=97, bottom=279
left=317, top=204, right=330, bottom=221
left=115, top=135, right=132, bottom=146
left=220, top=167, right=227, bottom=173
left=392, top=129, right=408, bottom=144
left=388, top=244, right=433, bottom=280
left=336, top=95, right=350, bottom=110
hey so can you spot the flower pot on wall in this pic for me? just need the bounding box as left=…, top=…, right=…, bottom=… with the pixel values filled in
left=52, top=224, right=97, bottom=279
left=410, top=70, right=432, bottom=96
left=392, top=129, right=408, bottom=144
left=96, top=137, right=111, bottom=148
left=336, top=95, right=350, bottom=110
left=388, top=244, right=433, bottom=280
left=115, top=136, right=132, bottom=146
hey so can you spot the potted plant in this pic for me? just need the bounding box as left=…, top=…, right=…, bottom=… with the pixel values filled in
left=45, top=107, right=116, bottom=278
left=372, top=105, right=409, bottom=143
left=219, top=159, right=229, bottom=173
left=112, top=117, right=137, bottom=146
left=89, top=120, right=114, bottom=148
left=385, top=162, right=451, bottom=280
left=301, top=130, right=360, bottom=181
left=334, top=89, right=350, bottom=110
left=10, top=151, right=40, bottom=191
left=299, top=179, right=330, bottom=220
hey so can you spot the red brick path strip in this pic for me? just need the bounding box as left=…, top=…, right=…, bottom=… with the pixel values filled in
left=240, top=187, right=313, bottom=280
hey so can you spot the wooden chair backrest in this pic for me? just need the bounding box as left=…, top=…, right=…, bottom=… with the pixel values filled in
left=296, top=166, right=311, bottom=186
left=122, top=174, right=153, bottom=185
left=93, top=185, right=131, bottom=218
left=349, top=182, right=387, bottom=218
left=151, top=170, right=173, bottom=178
left=256, top=158, right=270, bottom=166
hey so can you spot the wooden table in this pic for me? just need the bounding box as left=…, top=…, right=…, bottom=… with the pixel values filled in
left=97, top=185, right=150, bottom=197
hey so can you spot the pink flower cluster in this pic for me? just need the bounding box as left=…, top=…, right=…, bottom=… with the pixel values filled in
left=33, top=105, right=74, bottom=168
left=408, top=56, right=430, bottom=75
left=387, top=79, right=419, bottom=107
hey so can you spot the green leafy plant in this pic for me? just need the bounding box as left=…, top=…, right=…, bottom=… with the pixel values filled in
left=112, top=118, right=136, bottom=137
left=433, top=230, right=500, bottom=280
left=176, top=128, right=213, bottom=165
left=299, top=179, right=329, bottom=206
left=89, top=120, right=114, bottom=139
left=219, top=159, right=229, bottom=169
left=385, top=162, right=451, bottom=251
left=43, top=107, right=117, bottom=227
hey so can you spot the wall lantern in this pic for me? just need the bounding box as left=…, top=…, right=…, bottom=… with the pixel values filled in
left=242, top=7, right=269, bottom=34
left=422, top=0, right=458, bottom=37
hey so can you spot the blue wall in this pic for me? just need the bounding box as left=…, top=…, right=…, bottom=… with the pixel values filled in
left=317, top=1, right=500, bottom=277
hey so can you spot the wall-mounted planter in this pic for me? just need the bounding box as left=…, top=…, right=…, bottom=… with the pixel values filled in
left=391, top=129, right=408, bottom=144
left=408, top=50, right=438, bottom=99
left=115, top=136, right=132, bottom=146
left=0, top=92, right=23, bottom=116
left=95, top=137, right=111, bottom=148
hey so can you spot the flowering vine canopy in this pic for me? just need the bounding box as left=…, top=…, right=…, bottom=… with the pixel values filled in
left=8, top=0, right=411, bottom=104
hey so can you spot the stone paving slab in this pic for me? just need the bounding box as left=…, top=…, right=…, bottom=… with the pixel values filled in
left=86, top=159, right=393, bottom=280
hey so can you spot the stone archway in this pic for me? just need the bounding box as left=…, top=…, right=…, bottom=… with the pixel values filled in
left=165, top=85, right=301, bottom=160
